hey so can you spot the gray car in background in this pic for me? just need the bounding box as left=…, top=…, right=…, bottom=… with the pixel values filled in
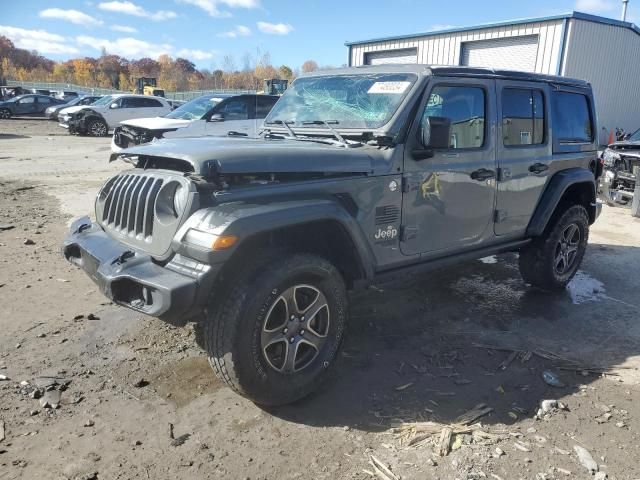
left=45, top=95, right=103, bottom=120
left=0, top=94, right=66, bottom=119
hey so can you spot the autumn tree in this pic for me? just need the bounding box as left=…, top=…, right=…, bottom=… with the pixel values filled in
left=301, top=60, right=319, bottom=73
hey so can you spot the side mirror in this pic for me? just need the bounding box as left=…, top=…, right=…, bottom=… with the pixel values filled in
left=413, top=116, right=451, bottom=160
left=209, top=113, right=224, bottom=122
left=110, top=103, right=119, bottom=109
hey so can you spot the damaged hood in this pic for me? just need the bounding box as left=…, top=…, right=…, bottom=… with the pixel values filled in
left=119, top=116, right=192, bottom=130
left=58, top=105, right=87, bottom=116
left=117, top=136, right=378, bottom=175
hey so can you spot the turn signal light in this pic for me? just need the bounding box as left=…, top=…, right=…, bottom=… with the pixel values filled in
left=212, top=235, right=238, bottom=250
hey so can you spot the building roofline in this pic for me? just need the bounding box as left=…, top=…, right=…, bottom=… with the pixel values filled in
left=344, top=11, right=640, bottom=46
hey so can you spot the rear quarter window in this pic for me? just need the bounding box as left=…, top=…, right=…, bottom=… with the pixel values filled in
left=552, top=91, right=593, bottom=143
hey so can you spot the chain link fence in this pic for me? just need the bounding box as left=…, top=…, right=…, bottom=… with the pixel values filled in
left=5, top=80, right=256, bottom=100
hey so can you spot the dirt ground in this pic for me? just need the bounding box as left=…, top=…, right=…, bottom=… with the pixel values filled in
left=1, top=118, right=640, bottom=480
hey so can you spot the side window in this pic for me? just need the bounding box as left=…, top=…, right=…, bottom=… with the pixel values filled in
left=38, top=96, right=52, bottom=104
left=256, top=96, right=277, bottom=118
left=141, top=98, right=163, bottom=107
left=552, top=92, right=593, bottom=143
left=502, top=88, right=545, bottom=146
left=121, top=97, right=145, bottom=108
left=220, top=99, right=248, bottom=120
left=19, top=96, right=35, bottom=104
left=421, top=86, right=485, bottom=149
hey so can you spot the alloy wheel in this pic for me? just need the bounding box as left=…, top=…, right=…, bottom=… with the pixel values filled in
left=554, top=223, right=581, bottom=275
left=90, top=121, right=107, bottom=136
left=0, top=109, right=10, bottom=119
left=261, top=284, right=330, bottom=373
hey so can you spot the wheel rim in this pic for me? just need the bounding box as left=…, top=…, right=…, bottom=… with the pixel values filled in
left=90, top=122, right=106, bottom=136
left=261, top=284, right=330, bottom=374
left=0, top=109, right=9, bottom=119
left=554, top=223, right=581, bottom=275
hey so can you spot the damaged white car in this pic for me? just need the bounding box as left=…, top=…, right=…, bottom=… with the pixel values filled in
left=111, top=93, right=279, bottom=153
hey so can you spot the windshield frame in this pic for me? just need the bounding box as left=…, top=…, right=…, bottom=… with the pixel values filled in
left=628, top=127, right=640, bottom=142
left=89, top=95, right=114, bottom=107
left=264, top=72, right=419, bottom=133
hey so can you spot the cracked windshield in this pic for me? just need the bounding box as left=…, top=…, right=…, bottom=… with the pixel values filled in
left=266, top=73, right=417, bottom=128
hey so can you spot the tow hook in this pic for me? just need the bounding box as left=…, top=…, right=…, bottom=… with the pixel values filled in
left=112, top=250, right=135, bottom=265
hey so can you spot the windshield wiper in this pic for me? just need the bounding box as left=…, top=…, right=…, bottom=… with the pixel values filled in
left=301, top=120, right=354, bottom=147
left=264, top=119, right=297, bottom=138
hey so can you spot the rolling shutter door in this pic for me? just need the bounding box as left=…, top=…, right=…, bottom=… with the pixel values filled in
left=364, top=48, right=418, bottom=65
left=461, top=35, right=539, bottom=72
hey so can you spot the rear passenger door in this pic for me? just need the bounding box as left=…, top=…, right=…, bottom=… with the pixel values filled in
left=495, top=81, right=550, bottom=236
left=141, top=97, right=169, bottom=117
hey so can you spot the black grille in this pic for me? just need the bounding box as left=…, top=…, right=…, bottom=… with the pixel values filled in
left=101, top=174, right=163, bottom=238
left=375, top=205, right=400, bottom=225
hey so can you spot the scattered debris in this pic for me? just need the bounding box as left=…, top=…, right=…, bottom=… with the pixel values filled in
left=514, top=441, right=531, bottom=452
left=615, top=421, right=626, bottom=428
left=170, top=433, right=191, bottom=447
left=395, top=383, right=413, bottom=391
left=556, top=467, right=571, bottom=476
left=23, top=238, right=35, bottom=245
left=133, top=378, right=149, bottom=388
left=0, top=224, right=15, bottom=231
left=0, top=420, right=5, bottom=443
left=542, top=371, right=565, bottom=388
left=84, top=420, right=95, bottom=427
left=369, top=454, right=400, bottom=480
left=39, top=389, right=61, bottom=409
left=436, top=427, right=453, bottom=456
left=594, top=472, right=608, bottom=480
left=87, top=313, right=100, bottom=321
left=455, top=403, right=493, bottom=425
left=498, top=351, right=518, bottom=370
left=0, top=374, right=9, bottom=381
left=494, top=447, right=505, bottom=457
left=574, top=445, right=598, bottom=474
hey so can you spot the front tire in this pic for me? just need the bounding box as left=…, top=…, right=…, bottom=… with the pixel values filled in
left=519, top=204, right=589, bottom=291
left=87, top=118, right=108, bottom=137
left=0, top=108, right=11, bottom=119
left=203, top=253, right=348, bottom=405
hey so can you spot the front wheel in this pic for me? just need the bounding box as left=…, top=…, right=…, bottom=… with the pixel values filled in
left=202, top=253, right=348, bottom=405
left=0, top=108, right=11, bottom=119
left=87, top=118, right=108, bottom=137
left=519, top=204, right=589, bottom=291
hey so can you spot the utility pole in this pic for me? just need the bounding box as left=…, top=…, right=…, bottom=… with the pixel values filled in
left=622, top=0, right=629, bottom=21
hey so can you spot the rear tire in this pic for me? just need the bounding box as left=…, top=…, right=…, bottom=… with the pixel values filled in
left=0, top=108, right=11, bottom=119
left=519, top=204, right=589, bottom=291
left=87, top=118, right=108, bottom=137
left=202, top=253, right=348, bottom=405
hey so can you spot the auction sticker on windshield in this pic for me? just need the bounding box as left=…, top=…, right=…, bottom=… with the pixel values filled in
left=368, top=81, right=412, bottom=94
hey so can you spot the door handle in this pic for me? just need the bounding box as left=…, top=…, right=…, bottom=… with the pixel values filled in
left=470, top=168, right=496, bottom=181
left=529, top=162, right=549, bottom=174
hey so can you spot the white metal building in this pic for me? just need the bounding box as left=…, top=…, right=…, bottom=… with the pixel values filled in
left=346, top=12, right=640, bottom=137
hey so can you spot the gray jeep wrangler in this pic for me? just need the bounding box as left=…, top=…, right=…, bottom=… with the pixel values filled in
left=63, top=65, right=602, bottom=405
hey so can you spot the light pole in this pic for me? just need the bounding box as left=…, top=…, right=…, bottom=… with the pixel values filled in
left=622, top=0, right=629, bottom=21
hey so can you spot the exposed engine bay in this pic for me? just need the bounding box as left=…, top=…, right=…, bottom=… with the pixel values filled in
left=600, top=145, right=639, bottom=206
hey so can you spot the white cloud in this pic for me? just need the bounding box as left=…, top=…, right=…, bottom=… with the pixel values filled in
left=110, top=24, right=137, bottom=33
left=217, top=25, right=251, bottom=38
left=76, top=35, right=172, bottom=58
left=98, top=1, right=177, bottom=21
left=177, top=0, right=260, bottom=17
left=428, top=24, right=457, bottom=31
left=257, top=21, right=293, bottom=35
left=39, top=8, right=103, bottom=26
left=575, top=0, right=617, bottom=13
left=0, top=25, right=79, bottom=54
left=177, top=48, right=215, bottom=60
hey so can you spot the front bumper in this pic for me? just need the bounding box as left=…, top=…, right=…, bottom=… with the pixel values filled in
left=62, top=217, right=217, bottom=324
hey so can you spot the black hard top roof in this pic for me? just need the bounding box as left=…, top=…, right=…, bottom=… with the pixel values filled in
left=305, top=64, right=590, bottom=88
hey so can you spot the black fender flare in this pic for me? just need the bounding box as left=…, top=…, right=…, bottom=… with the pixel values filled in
left=526, top=168, right=597, bottom=236
left=174, top=198, right=376, bottom=280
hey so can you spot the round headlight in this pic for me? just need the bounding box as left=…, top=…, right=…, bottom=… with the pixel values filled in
left=173, top=184, right=187, bottom=214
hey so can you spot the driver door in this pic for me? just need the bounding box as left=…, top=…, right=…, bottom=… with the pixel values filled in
left=401, top=78, right=497, bottom=256
left=16, top=96, right=38, bottom=115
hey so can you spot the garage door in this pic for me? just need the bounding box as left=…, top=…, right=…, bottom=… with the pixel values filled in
left=364, top=48, right=418, bottom=65
left=461, top=35, right=539, bottom=72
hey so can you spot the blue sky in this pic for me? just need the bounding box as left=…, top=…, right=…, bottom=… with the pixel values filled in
left=1, top=0, right=638, bottom=70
